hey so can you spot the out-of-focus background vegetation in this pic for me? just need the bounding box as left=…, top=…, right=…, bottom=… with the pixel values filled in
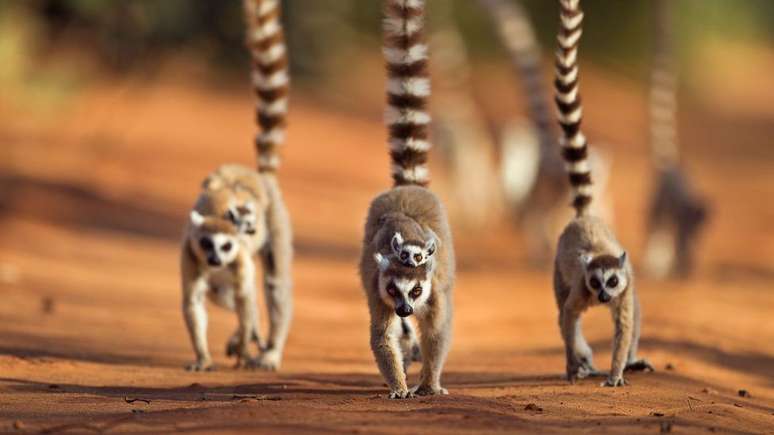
left=3, top=0, right=774, bottom=112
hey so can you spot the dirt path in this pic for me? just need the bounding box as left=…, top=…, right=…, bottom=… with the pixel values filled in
left=0, top=81, right=772, bottom=434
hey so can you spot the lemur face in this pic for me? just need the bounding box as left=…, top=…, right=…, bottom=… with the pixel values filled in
left=225, top=202, right=259, bottom=236
left=374, top=252, right=432, bottom=317
left=390, top=231, right=436, bottom=267
left=190, top=211, right=241, bottom=268
left=582, top=252, right=628, bottom=303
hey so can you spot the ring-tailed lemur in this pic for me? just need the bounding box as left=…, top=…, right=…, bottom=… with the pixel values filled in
left=479, top=0, right=613, bottom=264
left=552, top=0, right=653, bottom=387
left=359, top=0, right=456, bottom=400
left=643, top=0, right=709, bottom=279
left=181, top=210, right=259, bottom=371
left=180, top=0, right=293, bottom=372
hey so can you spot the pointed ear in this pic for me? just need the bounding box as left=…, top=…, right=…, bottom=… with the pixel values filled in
left=390, top=232, right=404, bottom=254
left=373, top=252, right=390, bottom=272
left=579, top=253, right=593, bottom=267
left=618, top=251, right=627, bottom=267
left=423, top=229, right=438, bottom=257
left=190, top=210, right=205, bottom=227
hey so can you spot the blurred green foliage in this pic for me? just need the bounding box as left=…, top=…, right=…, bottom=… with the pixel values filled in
left=0, top=0, right=773, bottom=83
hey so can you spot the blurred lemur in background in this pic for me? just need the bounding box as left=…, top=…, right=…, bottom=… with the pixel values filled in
left=479, top=0, right=613, bottom=265
left=180, top=0, right=293, bottom=372
left=643, top=0, right=709, bottom=279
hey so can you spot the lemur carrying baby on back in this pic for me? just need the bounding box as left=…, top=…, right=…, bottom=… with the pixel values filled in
left=359, top=0, right=456, bottom=399
left=552, top=0, right=653, bottom=386
left=180, top=0, right=293, bottom=372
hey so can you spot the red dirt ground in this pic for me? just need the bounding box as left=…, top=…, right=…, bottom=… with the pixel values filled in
left=0, top=70, right=773, bottom=433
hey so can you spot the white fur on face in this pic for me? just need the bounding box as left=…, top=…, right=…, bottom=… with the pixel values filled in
left=208, top=233, right=239, bottom=267
left=377, top=274, right=432, bottom=312
left=586, top=268, right=628, bottom=300
left=399, top=245, right=426, bottom=267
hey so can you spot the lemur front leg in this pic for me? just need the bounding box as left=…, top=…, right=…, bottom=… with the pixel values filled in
left=183, top=278, right=214, bottom=372
left=232, top=289, right=259, bottom=369
left=371, top=312, right=411, bottom=399
left=412, top=292, right=452, bottom=396
left=603, top=292, right=635, bottom=387
left=625, top=289, right=654, bottom=373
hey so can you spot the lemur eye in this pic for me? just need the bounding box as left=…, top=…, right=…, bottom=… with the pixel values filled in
left=400, top=252, right=409, bottom=261
left=410, top=286, right=422, bottom=298
left=199, top=237, right=214, bottom=250
left=221, top=242, right=233, bottom=252
left=588, top=277, right=601, bottom=290
left=386, top=284, right=397, bottom=297
left=606, top=276, right=619, bottom=288
left=413, top=254, right=422, bottom=263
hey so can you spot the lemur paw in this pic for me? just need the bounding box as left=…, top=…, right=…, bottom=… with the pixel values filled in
left=567, top=365, right=604, bottom=382
left=625, top=359, right=655, bottom=372
left=226, top=332, right=261, bottom=357
left=388, top=388, right=414, bottom=399
left=233, top=355, right=256, bottom=370
left=186, top=360, right=215, bottom=372
left=601, top=376, right=628, bottom=387
left=411, top=384, right=448, bottom=396
left=253, top=349, right=282, bottom=371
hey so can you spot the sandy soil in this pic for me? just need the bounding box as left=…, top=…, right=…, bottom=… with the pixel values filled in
left=0, top=75, right=773, bottom=434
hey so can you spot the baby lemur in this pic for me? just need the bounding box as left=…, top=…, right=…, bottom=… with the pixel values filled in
left=552, top=0, right=652, bottom=387
left=359, top=0, right=456, bottom=399
left=180, top=0, right=294, bottom=372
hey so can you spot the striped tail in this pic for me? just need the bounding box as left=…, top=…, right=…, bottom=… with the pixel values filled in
left=479, top=0, right=555, bottom=154
left=650, top=0, right=679, bottom=169
left=384, top=0, right=432, bottom=187
left=554, top=0, right=592, bottom=217
left=244, top=0, right=290, bottom=173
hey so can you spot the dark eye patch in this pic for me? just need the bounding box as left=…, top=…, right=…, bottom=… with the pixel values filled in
left=199, top=237, right=214, bottom=250
left=410, top=286, right=422, bottom=299
left=386, top=283, right=397, bottom=297
left=606, top=275, right=619, bottom=288
left=588, top=277, right=601, bottom=290
left=221, top=241, right=233, bottom=252
left=400, top=252, right=409, bottom=261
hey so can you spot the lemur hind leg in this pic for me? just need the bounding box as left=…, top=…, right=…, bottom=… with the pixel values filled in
left=254, top=184, right=293, bottom=371
left=399, top=318, right=421, bottom=374
left=226, top=322, right=261, bottom=358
